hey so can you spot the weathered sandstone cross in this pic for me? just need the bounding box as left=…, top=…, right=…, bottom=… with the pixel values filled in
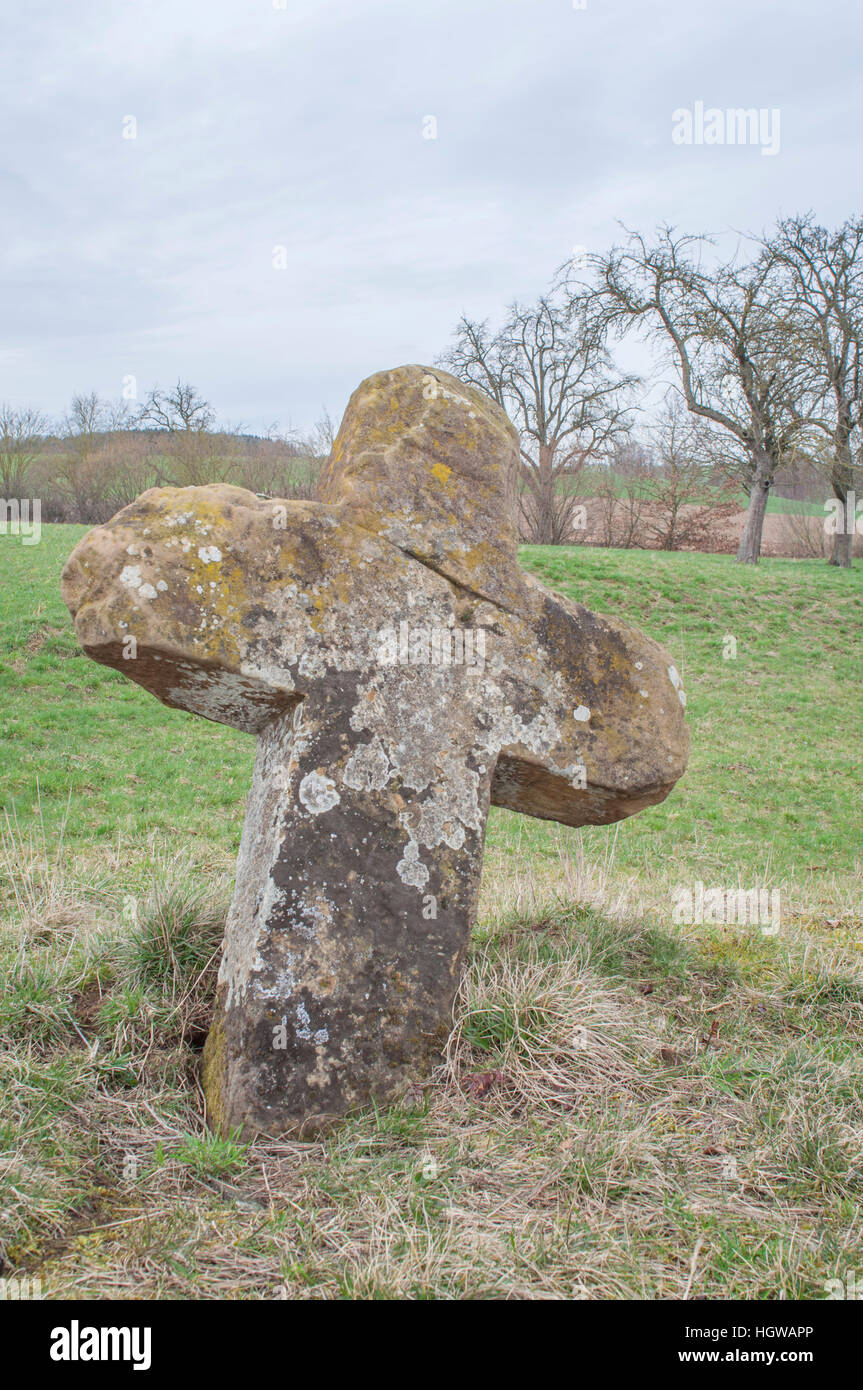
left=62, top=365, right=688, bottom=1136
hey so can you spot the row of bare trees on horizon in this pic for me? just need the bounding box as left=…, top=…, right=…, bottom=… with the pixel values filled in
left=0, top=383, right=336, bottom=525
left=2, top=211, right=861, bottom=563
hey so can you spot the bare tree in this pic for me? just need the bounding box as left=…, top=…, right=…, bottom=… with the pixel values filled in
left=439, top=289, right=635, bottom=544
left=138, top=381, right=220, bottom=485
left=594, top=464, right=650, bottom=549
left=242, top=424, right=322, bottom=500
left=271, top=409, right=335, bottom=499
left=59, top=392, right=112, bottom=519
left=767, top=213, right=863, bottom=568
left=138, top=380, right=214, bottom=435
left=55, top=391, right=140, bottom=519
left=642, top=399, right=739, bottom=551
left=0, top=405, right=47, bottom=495
left=582, top=227, right=816, bottom=563
left=99, top=430, right=160, bottom=512
left=310, top=408, right=336, bottom=460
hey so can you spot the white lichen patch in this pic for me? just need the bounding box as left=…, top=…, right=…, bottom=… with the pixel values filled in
left=295, top=1001, right=329, bottom=1045
left=198, top=545, right=222, bottom=564
left=574, top=705, right=591, bottom=722
left=240, top=658, right=296, bottom=692
left=396, top=839, right=430, bottom=889
left=667, top=664, right=686, bottom=706
left=420, top=371, right=475, bottom=412
left=478, top=699, right=561, bottom=761
left=289, top=885, right=337, bottom=940
left=298, top=771, right=340, bottom=815
left=298, top=649, right=326, bottom=679
left=253, top=959, right=297, bottom=1002
left=343, top=737, right=391, bottom=792
left=119, top=564, right=143, bottom=589
left=217, top=718, right=296, bottom=1010
left=405, top=754, right=484, bottom=846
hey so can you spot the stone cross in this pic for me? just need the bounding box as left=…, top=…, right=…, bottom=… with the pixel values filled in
left=62, top=365, right=688, bottom=1137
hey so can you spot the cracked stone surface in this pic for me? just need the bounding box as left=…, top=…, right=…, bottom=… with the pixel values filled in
left=61, top=363, right=689, bottom=1137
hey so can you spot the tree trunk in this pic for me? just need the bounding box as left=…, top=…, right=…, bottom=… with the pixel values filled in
left=736, top=461, right=771, bottom=564
left=828, top=448, right=855, bottom=568
left=534, top=444, right=555, bottom=546
left=829, top=529, right=853, bottom=567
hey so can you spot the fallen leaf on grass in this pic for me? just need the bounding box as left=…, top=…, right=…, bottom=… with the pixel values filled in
left=464, top=1070, right=507, bottom=1100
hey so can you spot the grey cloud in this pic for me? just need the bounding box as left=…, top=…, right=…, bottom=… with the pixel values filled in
left=0, top=0, right=860, bottom=430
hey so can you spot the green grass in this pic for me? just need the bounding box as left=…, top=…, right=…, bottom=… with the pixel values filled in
left=516, top=544, right=862, bottom=891
left=3, top=529, right=861, bottom=896
left=0, top=525, right=253, bottom=859
left=0, top=525, right=861, bottom=1300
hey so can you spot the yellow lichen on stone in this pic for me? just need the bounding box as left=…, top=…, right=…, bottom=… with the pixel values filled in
left=201, top=1010, right=228, bottom=1138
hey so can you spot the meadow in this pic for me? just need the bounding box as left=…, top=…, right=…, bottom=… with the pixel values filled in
left=0, top=525, right=861, bottom=1298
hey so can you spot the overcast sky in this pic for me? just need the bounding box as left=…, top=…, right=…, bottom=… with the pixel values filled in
left=1, top=0, right=861, bottom=434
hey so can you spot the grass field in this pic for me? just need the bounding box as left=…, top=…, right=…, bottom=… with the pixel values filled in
left=1, top=525, right=861, bottom=1299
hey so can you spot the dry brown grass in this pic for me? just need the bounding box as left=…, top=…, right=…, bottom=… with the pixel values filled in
left=2, top=825, right=862, bottom=1300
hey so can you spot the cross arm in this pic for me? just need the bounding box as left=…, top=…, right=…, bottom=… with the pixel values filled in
left=61, top=483, right=415, bottom=734
left=482, top=576, right=689, bottom=828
